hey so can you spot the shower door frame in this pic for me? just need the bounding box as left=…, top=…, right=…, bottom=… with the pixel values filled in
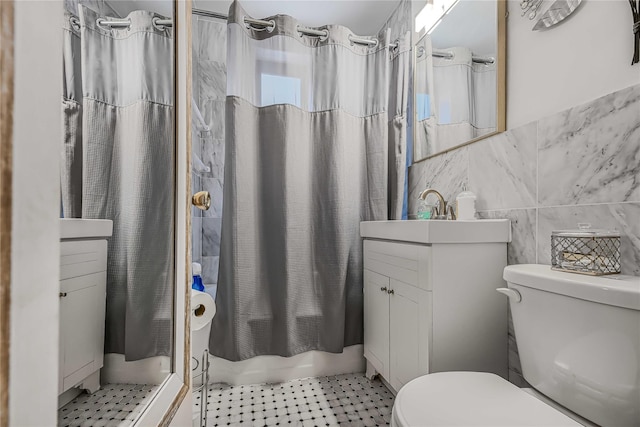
left=136, top=0, right=194, bottom=424
left=0, top=2, right=14, bottom=426
left=0, top=0, right=195, bottom=424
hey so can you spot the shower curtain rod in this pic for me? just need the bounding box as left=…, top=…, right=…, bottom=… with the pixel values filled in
left=192, top=7, right=398, bottom=49
left=416, top=46, right=495, bottom=65
left=85, top=8, right=396, bottom=49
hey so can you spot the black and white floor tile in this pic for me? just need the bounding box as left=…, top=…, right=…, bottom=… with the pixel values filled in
left=194, top=373, right=396, bottom=427
left=58, top=383, right=159, bottom=427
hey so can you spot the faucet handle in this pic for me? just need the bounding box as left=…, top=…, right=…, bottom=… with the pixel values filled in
left=447, top=204, right=456, bottom=220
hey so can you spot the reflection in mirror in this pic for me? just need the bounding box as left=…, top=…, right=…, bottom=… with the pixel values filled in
left=58, top=0, right=174, bottom=424
left=414, top=0, right=505, bottom=161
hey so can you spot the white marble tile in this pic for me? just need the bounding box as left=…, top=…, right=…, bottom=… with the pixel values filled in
left=537, top=202, right=640, bottom=276
left=478, top=208, right=537, bottom=266
left=469, top=122, right=537, bottom=210
left=192, top=216, right=202, bottom=264
left=197, top=18, right=227, bottom=63
left=538, top=84, right=640, bottom=206
left=199, top=60, right=227, bottom=101
left=201, top=136, right=225, bottom=179
left=202, top=98, right=226, bottom=137
left=201, top=177, right=224, bottom=218
left=203, top=217, right=222, bottom=256
left=507, top=306, right=529, bottom=388
left=408, top=147, right=468, bottom=216
left=202, top=255, right=220, bottom=285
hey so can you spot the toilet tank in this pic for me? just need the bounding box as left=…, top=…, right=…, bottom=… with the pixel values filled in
left=503, top=265, right=640, bottom=427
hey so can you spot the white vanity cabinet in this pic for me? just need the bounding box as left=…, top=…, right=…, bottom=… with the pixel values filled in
left=59, top=219, right=112, bottom=407
left=361, top=220, right=510, bottom=393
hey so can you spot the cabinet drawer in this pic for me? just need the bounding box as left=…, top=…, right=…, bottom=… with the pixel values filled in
left=363, top=240, right=431, bottom=291
left=60, top=240, right=107, bottom=280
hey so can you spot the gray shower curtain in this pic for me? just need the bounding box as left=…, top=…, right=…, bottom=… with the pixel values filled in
left=209, top=1, right=396, bottom=361
left=388, top=33, right=411, bottom=220
left=62, top=6, right=174, bottom=360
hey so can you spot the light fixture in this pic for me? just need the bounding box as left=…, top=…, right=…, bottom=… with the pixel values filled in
left=414, top=0, right=460, bottom=33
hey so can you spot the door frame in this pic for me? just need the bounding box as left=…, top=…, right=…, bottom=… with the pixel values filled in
left=0, top=0, right=193, bottom=424
left=0, top=1, right=14, bottom=426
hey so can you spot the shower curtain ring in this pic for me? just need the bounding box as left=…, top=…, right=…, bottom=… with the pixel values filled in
left=96, top=18, right=109, bottom=30
left=244, top=17, right=276, bottom=33
left=70, top=16, right=81, bottom=31
left=152, top=17, right=170, bottom=32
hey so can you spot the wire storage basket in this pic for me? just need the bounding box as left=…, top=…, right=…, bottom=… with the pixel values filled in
left=551, top=223, right=621, bottom=276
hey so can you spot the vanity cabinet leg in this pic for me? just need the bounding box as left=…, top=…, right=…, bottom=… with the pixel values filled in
left=81, top=371, right=101, bottom=394
left=365, top=359, right=378, bottom=380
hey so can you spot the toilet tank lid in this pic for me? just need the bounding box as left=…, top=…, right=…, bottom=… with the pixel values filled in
left=504, top=265, right=640, bottom=310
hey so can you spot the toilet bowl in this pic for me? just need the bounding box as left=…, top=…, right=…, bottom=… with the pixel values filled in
left=391, top=372, right=584, bottom=426
left=391, top=265, right=640, bottom=427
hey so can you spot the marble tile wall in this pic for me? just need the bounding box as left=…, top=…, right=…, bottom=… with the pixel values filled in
left=192, top=15, right=227, bottom=291
left=408, top=83, right=640, bottom=386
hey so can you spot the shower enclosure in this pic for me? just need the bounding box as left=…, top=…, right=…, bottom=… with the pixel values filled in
left=189, top=7, right=367, bottom=386
left=191, top=2, right=410, bottom=392
left=191, top=10, right=226, bottom=301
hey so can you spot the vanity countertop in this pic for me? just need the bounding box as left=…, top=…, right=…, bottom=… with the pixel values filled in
left=360, top=219, right=511, bottom=244
left=60, top=218, right=113, bottom=240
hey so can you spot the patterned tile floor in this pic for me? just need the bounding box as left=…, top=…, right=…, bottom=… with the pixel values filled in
left=58, top=383, right=159, bottom=427
left=194, top=373, right=396, bottom=427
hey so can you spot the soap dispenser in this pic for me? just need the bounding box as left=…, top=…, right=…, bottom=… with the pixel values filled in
left=192, top=262, right=205, bottom=292
left=456, top=186, right=477, bottom=220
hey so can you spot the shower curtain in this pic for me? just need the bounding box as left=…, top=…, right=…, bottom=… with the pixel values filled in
left=388, top=34, right=411, bottom=220
left=61, top=6, right=174, bottom=360
left=210, top=1, right=398, bottom=361
left=416, top=42, right=496, bottom=155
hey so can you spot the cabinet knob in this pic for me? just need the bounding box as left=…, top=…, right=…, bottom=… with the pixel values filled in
left=380, top=286, right=388, bottom=292
left=387, top=289, right=394, bottom=295
left=59, top=292, right=67, bottom=298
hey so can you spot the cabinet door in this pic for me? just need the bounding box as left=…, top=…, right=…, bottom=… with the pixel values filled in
left=389, top=279, right=431, bottom=391
left=60, top=272, right=106, bottom=390
left=363, top=269, right=390, bottom=379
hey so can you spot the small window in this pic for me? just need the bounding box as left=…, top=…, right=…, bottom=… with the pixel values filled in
left=438, top=100, right=451, bottom=124
left=416, top=93, right=431, bottom=121
left=261, top=74, right=302, bottom=108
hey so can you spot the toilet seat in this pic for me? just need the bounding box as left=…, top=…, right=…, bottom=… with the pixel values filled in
left=391, top=372, right=583, bottom=426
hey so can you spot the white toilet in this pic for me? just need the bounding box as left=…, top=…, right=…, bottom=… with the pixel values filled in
left=391, top=264, right=640, bottom=427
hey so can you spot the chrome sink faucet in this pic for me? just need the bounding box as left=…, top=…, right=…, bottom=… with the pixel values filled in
left=418, top=188, right=456, bottom=220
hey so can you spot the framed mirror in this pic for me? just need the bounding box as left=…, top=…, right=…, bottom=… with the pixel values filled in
left=56, top=0, right=191, bottom=425
left=413, top=0, right=506, bottom=162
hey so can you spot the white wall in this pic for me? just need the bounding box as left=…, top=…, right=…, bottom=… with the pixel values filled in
left=169, top=394, right=193, bottom=427
left=412, top=0, right=640, bottom=128
left=507, top=0, right=639, bottom=127
left=10, top=1, right=62, bottom=425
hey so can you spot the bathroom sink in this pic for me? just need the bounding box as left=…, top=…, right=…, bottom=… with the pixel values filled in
left=60, top=218, right=113, bottom=240
left=360, top=219, right=511, bottom=244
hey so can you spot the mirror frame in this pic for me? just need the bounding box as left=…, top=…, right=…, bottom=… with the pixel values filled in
left=137, top=0, right=193, bottom=424
left=0, top=1, right=14, bottom=426
left=412, top=0, right=507, bottom=163
left=0, top=0, right=193, bottom=424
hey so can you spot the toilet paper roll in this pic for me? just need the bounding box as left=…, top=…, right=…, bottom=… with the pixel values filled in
left=191, top=289, right=216, bottom=331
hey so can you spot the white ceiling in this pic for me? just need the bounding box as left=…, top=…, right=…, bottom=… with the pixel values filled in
left=428, top=0, right=497, bottom=56
left=108, top=0, right=403, bottom=35
left=195, top=1, right=400, bottom=34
